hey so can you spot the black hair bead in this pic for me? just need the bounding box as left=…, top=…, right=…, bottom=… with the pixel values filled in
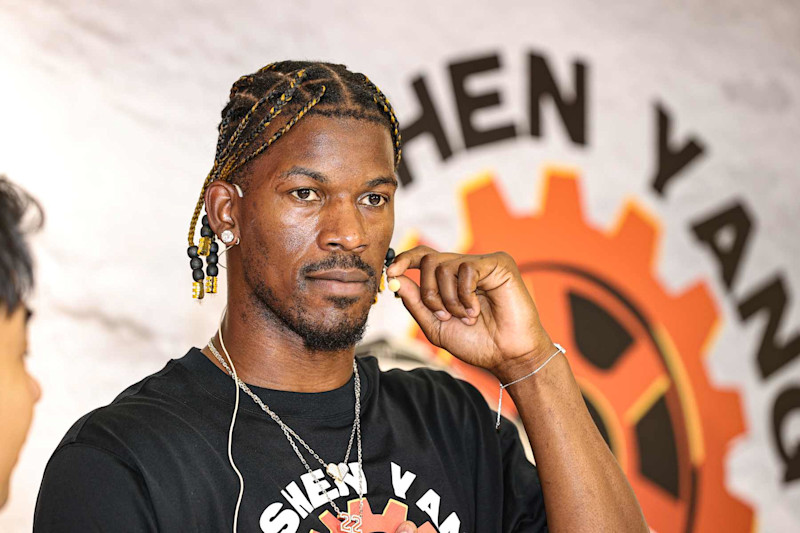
left=192, top=268, right=205, bottom=282
left=207, top=264, right=219, bottom=277
left=202, top=215, right=209, bottom=227
left=187, top=246, right=199, bottom=258
left=207, top=253, right=218, bottom=265
left=200, top=225, right=214, bottom=238
left=190, top=257, right=203, bottom=270
left=210, top=242, right=219, bottom=254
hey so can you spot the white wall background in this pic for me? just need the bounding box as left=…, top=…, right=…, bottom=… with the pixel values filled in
left=0, top=0, right=798, bottom=531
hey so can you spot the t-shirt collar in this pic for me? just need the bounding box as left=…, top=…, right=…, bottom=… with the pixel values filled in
left=177, top=347, right=374, bottom=421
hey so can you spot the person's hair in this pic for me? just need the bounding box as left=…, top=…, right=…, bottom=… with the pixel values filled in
left=187, top=60, right=403, bottom=249
left=0, top=176, right=43, bottom=314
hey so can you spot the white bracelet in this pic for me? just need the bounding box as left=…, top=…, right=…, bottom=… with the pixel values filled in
left=495, top=343, right=566, bottom=430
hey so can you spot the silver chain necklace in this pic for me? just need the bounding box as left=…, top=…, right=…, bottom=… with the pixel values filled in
left=207, top=340, right=365, bottom=529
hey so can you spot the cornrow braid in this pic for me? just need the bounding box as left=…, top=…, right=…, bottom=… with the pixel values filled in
left=186, top=61, right=403, bottom=299
left=362, top=75, right=402, bottom=167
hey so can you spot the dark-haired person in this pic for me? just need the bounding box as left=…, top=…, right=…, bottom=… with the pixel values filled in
left=35, top=62, right=647, bottom=532
left=0, top=176, right=42, bottom=509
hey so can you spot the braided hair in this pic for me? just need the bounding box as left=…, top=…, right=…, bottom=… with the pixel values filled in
left=187, top=61, right=402, bottom=298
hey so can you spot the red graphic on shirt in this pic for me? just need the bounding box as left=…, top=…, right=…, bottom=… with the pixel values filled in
left=311, top=498, right=437, bottom=533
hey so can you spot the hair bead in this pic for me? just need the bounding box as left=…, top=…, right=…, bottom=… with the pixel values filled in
left=192, top=281, right=205, bottom=299
left=205, top=276, right=217, bottom=294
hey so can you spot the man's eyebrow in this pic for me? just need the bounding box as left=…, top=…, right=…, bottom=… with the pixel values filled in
left=365, top=176, right=398, bottom=189
left=277, top=166, right=328, bottom=184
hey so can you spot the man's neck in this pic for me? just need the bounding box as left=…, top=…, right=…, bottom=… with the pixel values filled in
left=201, top=299, right=357, bottom=393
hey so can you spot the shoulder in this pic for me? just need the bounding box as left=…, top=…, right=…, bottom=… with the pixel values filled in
left=54, top=357, right=194, bottom=463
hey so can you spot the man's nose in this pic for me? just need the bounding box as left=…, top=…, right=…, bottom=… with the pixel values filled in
left=317, top=198, right=367, bottom=252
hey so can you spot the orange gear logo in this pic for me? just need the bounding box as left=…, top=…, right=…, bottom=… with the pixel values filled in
left=407, top=168, right=754, bottom=532
left=311, top=499, right=436, bottom=533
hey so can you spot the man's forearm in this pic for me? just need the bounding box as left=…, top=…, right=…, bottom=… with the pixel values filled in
left=499, top=352, right=649, bottom=533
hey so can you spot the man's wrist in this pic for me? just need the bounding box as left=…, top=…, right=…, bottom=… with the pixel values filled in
left=492, top=339, right=558, bottom=385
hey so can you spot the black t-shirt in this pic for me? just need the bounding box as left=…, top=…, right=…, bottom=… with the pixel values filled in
left=34, top=348, right=547, bottom=532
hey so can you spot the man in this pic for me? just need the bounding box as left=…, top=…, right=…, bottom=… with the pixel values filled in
left=35, top=62, right=647, bottom=532
left=0, top=176, right=42, bottom=509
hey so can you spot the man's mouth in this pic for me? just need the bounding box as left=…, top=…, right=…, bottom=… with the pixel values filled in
left=305, top=269, right=372, bottom=297
left=306, top=269, right=370, bottom=283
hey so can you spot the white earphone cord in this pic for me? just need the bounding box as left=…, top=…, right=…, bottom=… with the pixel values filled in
left=216, top=308, right=244, bottom=533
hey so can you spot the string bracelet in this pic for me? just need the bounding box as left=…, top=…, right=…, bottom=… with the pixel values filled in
left=496, top=343, right=566, bottom=430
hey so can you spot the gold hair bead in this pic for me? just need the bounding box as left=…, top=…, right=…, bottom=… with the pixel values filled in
left=192, top=281, right=205, bottom=300
left=205, top=276, right=218, bottom=294
left=198, top=236, right=211, bottom=256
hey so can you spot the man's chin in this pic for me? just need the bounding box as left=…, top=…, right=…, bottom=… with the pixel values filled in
left=327, top=295, right=361, bottom=310
left=312, top=295, right=373, bottom=329
left=295, top=298, right=372, bottom=351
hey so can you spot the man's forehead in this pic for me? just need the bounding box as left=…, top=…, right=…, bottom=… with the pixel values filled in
left=246, top=116, right=396, bottom=187
left=276, top=166, right=398, bottom=188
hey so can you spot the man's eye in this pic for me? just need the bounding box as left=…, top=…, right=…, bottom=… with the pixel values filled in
left=291, top=189, right=319, bottom=201
left=360, top=194, right=387, bottom=207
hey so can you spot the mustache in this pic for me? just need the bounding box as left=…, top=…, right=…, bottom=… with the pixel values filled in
left=300, top=254, right=377, bottom=279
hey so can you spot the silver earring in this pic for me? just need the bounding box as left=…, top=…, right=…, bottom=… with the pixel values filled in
left=221, top=230, right=235, bottom=244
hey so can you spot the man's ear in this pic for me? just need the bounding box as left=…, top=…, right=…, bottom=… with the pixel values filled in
left=205, top=181, right=241, bottom=241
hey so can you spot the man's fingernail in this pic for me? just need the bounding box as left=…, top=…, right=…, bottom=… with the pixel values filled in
left=467, top=307, right=478, bottom=317
left=397, top=527, right=415, bottom=533
left=434, top=310, right=449, bottom=321
left=461, top=317, right=473, bottom=325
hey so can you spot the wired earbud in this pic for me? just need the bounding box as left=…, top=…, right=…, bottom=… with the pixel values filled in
left=208, top=308, right=244, bottom=533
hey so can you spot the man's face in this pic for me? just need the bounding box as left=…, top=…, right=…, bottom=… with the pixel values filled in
left=0, top=305, right=41, bottom=507
left=236, top=115, right=396, bottom=350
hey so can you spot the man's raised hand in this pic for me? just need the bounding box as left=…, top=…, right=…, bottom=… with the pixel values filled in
left=386, top=245, right=554, bottom=378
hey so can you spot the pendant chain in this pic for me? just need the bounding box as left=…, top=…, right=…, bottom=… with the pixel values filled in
left=207, top=341, right=365, bottom=525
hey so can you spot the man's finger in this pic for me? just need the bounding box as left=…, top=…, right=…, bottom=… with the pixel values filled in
left=435, top=262, right=469, bottom=319
left=419, top=253, right=450, bottom=320
left=456, top=261, right=481, bottom=320
left=393, top=275, right=442, bottom=343
left=395, top=520, right=418, bottom=533
left=386, top=245, right=458, bottom=278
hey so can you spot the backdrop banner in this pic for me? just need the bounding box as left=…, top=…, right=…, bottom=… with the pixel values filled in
left=1, top=1, right=798, bottom=531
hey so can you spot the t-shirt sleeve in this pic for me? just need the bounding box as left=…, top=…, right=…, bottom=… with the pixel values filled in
left=498, top=416, right=549, bottom=532
left=34, top=443, right=158, bottom=532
